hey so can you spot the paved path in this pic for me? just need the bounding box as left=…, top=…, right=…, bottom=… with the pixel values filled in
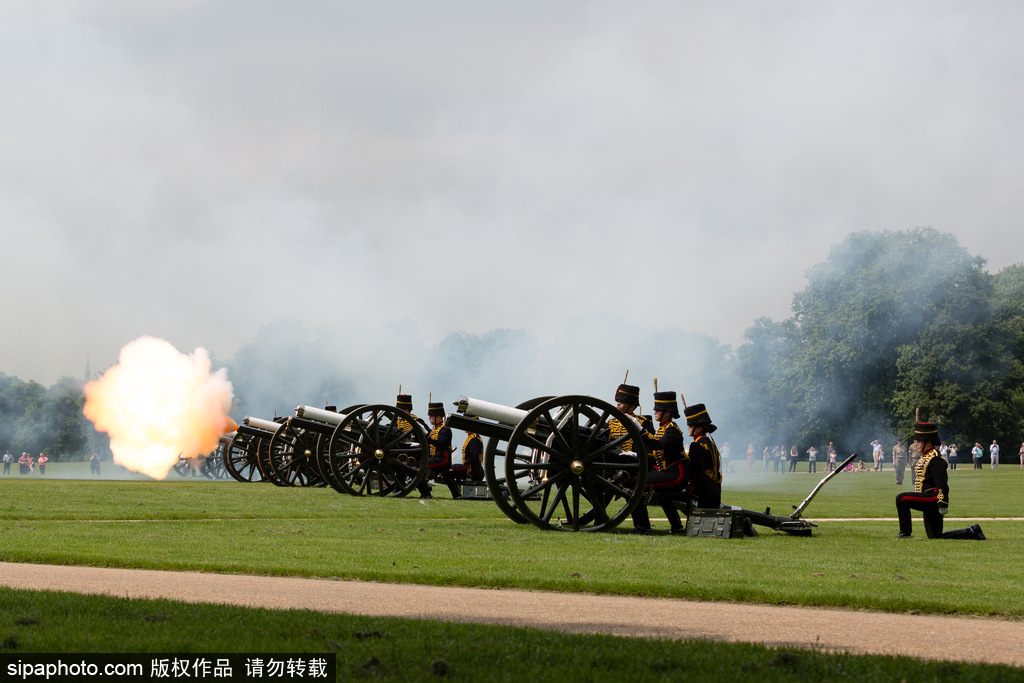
left=2, top=562, right=1022, bottom=667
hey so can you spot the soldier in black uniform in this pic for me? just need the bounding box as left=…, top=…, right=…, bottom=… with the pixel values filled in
left=396, top=393, right=429, bottom=434
left=626, top=391, right=688, bottom=535
left=608, top=383, right=654, bottom=455
left=417, top=401, right=461, bottom=500
left=450, top=424, right=484, bottom=485
left=895, top=422, right=985, bottom=540
left=684, top=403, right=722, bottom=509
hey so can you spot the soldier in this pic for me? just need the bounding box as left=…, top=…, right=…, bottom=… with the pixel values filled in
left=892, top=438, right=908, bottom=486
left=416, top=401, right=461, bottom=500
left=895, top=422, right=985, bottom=540
left=395, top=393, right=429, bottom=434
left=626, top=391, right=688, bottom=535
left=459, top=428, right=484, bottom=482
left=684, top=403, right=722, bottom=509
left=607, top=383, right=654, bottom=455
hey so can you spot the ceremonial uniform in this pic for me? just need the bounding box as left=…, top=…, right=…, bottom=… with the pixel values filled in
left=628, top=391, right=688, bottom=534
left=608, top=383, right=654, bottom=453
left=895, top=422, right=984, bottom=540
left=460, top=432, right=484, bottom=481
left=684, top=403, right=722, bottom=509
left=417, top=402, right=461, bottom=499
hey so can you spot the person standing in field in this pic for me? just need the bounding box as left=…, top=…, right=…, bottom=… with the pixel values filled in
left=892, top=438, right=908, bottom=485
left=895, top=422, right=985, bottom=540
left=947, top=442, right=958, bottom=470
left=1019, top=443, right=1024, bottom=470
left=990, top=440, right=1000, bottom=469
left=972, top=442, right=983, bottom=470
left=2, top=450, right=11, bottom=475
left=871, top=440, right=884, bottom=471
left=761, top=446, right=769, bottom=474
left=37, top=453, right=48, bottom=475
left=746, top=444, right=755, bottom=473
left=90, top=452, right=101, bottom=475
left=806, top=445, right=818, bottom=473
left=789, top=445, right=799, bottom=473
left=827, top=442, right=837, bottom=472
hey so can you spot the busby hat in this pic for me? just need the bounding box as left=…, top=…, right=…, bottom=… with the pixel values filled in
left=684, top=403, right=717, bottom=433
left=428, top=402, right=445, bottom=418
left=615, top=384, right=641, bottom=406
left=913, top=422, right=940, bottom=445
left=653, top=391, right=680, bottom=419
left=396, top=394, right=413, bottom=410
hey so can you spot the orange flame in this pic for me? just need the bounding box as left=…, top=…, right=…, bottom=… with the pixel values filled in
left=83, top=336, right=234, bottom=480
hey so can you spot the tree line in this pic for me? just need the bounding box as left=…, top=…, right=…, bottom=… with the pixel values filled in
left=2, top=228, right=1021, bottom=461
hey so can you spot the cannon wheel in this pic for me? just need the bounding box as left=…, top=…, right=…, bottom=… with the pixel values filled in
left=202, top=447, right=229, bottom=480
left=313, top=405, right=364, bottom=488
left=324, top=404, right=429, bottom=497
left=265, top=421, right=327, bottom=487
left=504, top=395, right=647, bottom=532
left=483, top=396, right=553, bottom=524
left=223, top=431, right=266, bottom=482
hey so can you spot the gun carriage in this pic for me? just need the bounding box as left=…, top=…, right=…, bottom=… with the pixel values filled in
left=446, top=394, right=650, bottom=532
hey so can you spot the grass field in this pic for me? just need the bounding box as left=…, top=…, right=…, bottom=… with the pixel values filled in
left=2, top=464, right=1023, bottom=680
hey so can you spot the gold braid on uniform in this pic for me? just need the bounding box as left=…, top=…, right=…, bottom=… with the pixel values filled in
left=462, top=433, right=481, bottom=463
left=914, top=449, right=947, bottom=504
left=608, top=418, right=634, bottom=453
left=428, top=424, right=442, bottom=456
left=397, top=414, right=421, bottom=436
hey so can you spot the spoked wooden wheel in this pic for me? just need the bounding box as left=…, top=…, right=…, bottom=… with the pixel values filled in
left=484, top=396, right=552, bottom=525
left=266, top=421, right=326, bottom=487
left=325, top=404, right=428, bottom=497
left=504, top=395, right=647, bottom=531
left=223, top=432, right=266, bottom=482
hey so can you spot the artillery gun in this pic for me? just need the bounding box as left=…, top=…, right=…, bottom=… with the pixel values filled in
left=446, top=394, right=650, bottom=532
left=297, top=403, right=429, bottom=497
left=221, top=416, right=284, bottom=482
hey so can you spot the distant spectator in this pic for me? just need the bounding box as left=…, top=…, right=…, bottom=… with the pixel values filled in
left=972, top=443, right=984, bottom=470
left=2, top=450, right=11, bottom=475
left=990, top=440, right=1000, bottom=469
left=827, top=442, right=837, bottom=472
left=892, top=439, right=908, bottom=485
left=787, top=445, right=798, bottom=473
left=872, top=440, right=884, bottom=471
left=19, top=452, right=29, bottom=475
left=947, top=443, right=958, bottom=470
left=761, top=446, right=769, bottom=474
left=37, top=453, right=48, bottom=475
left=26, top=454, right=34, bottom=474
left=806, top=446, right=818, bottom=473
left=746, top=444, right=755, bottom=474
left=1019, top=443, right=1024, bottom=470
left=90, top=452, right=101, bottom=476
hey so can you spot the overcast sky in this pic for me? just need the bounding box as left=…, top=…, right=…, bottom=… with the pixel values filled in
left=3, top=1, right=1023, bottom=387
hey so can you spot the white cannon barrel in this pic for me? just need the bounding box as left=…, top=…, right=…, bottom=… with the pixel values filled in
left=243, top=416, right=284, bottom=432
left=458, top=396, right=528, bottom=426
left=294, top=405, right=349, bottom=425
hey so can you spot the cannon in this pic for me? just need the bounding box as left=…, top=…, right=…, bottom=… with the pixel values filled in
left=221, top=416, right=285, bottom=483
left=445, top=394, right=650, bottom=532
left=293, top=403, right=431, bottom=497
left=172, top=450, right=228, bottom=480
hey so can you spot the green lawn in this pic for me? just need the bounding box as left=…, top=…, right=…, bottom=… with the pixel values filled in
left=1, top=466, right=1022, bottom=679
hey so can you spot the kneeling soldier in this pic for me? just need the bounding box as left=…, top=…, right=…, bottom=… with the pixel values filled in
left=895, top=422, right=985, bottom=540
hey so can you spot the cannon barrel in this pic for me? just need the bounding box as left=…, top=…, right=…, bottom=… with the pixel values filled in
left=294, top=405, right=350, bottom=426
left=241, top=416, right=284, bottom=434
